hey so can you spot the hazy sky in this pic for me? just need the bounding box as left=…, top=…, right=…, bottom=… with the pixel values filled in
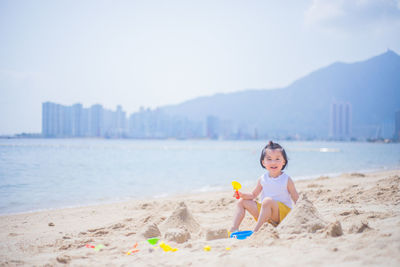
left=1, top=0, right=400, bottom=134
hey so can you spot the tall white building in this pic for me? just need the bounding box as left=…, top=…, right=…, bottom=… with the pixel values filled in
left=330, top=102, right=352, bottom=140
left=71, top=103, right=83, bottom=137
left=42, top=102, right=63, bottom=137
left=89, top=104, right=103, bottom=137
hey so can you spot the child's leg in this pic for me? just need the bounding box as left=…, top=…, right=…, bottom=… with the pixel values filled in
left=230, top=199, right=259, bottom=232
left=253, top=197, right=279, bottom=232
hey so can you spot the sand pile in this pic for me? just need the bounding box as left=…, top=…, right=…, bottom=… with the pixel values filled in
left=160, top=201, right=200, bottom=234
left=278, top=193, right=327, bottom=235
left=325, top=221, right=343, bottom=237
left=164, top=228, right=191, bottom=243
left=140, top=202, right=200, bottom=243
left=140, top=223, right=161, bottom=238
left=245, top=223, right=279, bottom=247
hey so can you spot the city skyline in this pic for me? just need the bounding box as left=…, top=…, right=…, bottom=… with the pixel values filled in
left=42, top=102, right=127, bottom=138
left=41, top=101, right=248, bottom=140
left=39, top=100, right=399, bottom=141
left=1, top=1, right=400, bottom=135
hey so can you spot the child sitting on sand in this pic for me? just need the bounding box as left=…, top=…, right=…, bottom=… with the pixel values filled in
left=230, top=141, right=299, bottom=233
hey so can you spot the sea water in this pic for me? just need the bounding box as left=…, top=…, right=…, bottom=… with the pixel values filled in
left=0, top=139, right=399, bottom=215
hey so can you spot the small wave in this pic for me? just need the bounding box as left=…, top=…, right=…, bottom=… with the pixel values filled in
left=289, top=147, right=340, bottom=153
left=192, top=185, right=224, bottom=193
left=153, top=193, right=169, bottom=198
left=0, top=183, right=30, bottom=190
left=319, top=148, right=340, bottom=152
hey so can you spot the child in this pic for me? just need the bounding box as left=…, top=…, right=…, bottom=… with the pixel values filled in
left=230, top=141, right=299, bottom=233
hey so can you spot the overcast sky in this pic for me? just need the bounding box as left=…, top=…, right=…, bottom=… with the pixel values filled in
left=1, top=0, right=400, bottom=135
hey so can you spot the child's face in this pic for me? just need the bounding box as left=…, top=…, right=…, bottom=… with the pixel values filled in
left=262, top=149, right=286, bottom=174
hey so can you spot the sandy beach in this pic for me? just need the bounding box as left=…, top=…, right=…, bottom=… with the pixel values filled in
left=1, top=169, right=399, bottom=266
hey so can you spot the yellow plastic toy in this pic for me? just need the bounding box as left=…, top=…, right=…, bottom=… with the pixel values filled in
left=159, top=242, right=178, bottom=252
left=232, top=181, right=242, bottom=199
left=203, top=245, right=211, bottom=251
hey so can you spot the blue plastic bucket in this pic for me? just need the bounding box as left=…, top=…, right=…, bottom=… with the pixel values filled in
left=230, top=230, right=253, bottom=240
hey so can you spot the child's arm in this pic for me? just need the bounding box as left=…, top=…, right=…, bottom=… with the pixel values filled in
left=287, top=177, right=299, bottom=204
left=238, top=179, right=262, bottom=200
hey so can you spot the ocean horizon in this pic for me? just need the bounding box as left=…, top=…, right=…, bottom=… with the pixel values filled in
left=0, top=138, right=399, bottom=215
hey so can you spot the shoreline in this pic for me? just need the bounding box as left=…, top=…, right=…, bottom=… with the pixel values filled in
left=1, top=167, right=399, bottom=217
left=1, top=169, right=399, bottom=266
left=294, top=165, right=400, bottom=181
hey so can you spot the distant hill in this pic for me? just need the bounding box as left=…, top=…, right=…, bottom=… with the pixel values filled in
left=160, top=50, right=400, bottom=139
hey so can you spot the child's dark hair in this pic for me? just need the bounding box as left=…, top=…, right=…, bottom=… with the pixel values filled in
left=260, top=141, right=288, bottom=170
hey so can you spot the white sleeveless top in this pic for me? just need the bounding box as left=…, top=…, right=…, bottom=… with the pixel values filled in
left=260, top=172, right=293, bottom=208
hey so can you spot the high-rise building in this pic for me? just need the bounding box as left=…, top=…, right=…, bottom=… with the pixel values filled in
left=71, top=103, right=83, bottom=137
left=42, top=102, right=62, bottom=137
left=62, top=105, right=73, bottom=136
left=42, top=102, right=128, bottom=138
left=330, top=102, right=352, bottom=140
left=395, top=110, right=400, bottom=141
left=42, top=102, right=52, bottom=137
left=89, top=104, right=103, bottom=137
left=115, top=105, right=126, bottom=130
left=81, top=108, right=90, bottom=137
left=115, top=105, right=127, bottom=137
left=206, top=116, right=220, bottom=139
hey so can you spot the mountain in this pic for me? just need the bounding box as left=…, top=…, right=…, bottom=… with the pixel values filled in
left=160, top=50, right=400, bottom=139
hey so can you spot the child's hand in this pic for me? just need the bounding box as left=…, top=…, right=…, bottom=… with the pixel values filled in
left=233, top=191, right=240, bottom=199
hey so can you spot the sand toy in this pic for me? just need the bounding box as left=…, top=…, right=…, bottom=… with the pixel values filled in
left=232, top=181, right=242, bottom=199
